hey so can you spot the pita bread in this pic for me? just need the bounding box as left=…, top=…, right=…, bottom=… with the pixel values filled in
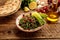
left=0, top=0, right=21, bottom=17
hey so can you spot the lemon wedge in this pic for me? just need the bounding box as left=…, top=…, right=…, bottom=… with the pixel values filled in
left=47, top=17, right=58, bottom=22
left=29, top=2, right=37, bottom=10
left=24, top=7, right=30, bottom=12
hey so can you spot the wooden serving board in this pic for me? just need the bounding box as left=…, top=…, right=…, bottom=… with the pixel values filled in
left=0, top=0, right=60, bottom=39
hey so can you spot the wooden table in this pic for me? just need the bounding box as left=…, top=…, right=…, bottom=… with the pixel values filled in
left=0, top=0, right=60, bottom=39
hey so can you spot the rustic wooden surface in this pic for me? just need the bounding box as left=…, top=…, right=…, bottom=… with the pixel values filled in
left=0, top=10, right=60, bottom=39
left=0, top=0, right=60, bottom=39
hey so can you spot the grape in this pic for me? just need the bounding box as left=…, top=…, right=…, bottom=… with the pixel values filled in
left=58, top=0, right=60, bottom=6
left=43, top=6, right=48, bottom=10
left=43, top=6, right=47, bottom=10
left=35, top=6, right=49, bottom=13
left=39, top=8, right=46, bottom=13
left=58, top=0, right=60, bottom=3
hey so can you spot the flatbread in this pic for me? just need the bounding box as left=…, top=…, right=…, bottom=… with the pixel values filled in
left=0, top=0, right=21, bottom=17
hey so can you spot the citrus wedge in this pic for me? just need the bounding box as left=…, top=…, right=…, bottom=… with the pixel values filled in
left=24, top=7, right=30, bottom=12
left=29, top=2, right=37, bottom=10
left=47, top=17, right=58, bottom=22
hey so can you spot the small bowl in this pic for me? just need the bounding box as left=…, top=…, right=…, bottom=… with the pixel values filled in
left=16, top=13, right=46, bottom=32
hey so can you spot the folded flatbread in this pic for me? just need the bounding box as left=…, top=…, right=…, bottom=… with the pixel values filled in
left=0, top=0, right=21, bottom=17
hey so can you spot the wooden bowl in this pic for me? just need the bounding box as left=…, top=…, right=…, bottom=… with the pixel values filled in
left=16, top=13, right=46, bottom=32
left=0, top=0, right=22, bottom=17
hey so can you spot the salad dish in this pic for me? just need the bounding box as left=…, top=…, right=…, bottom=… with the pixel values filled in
left=16, top=12, right=47, bottom=32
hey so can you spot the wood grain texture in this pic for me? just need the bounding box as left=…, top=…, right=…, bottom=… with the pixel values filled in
left=0, top=0, right=60, bottom=39
left=0, top=10, right=60, bottom=39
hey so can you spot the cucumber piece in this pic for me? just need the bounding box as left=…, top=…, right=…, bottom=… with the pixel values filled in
left=32, top=12, right=46, bottom=25
left=39, top=13, right=48, bottom=19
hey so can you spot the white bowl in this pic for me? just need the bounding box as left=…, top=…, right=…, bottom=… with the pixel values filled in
left=16, top=13, right=46, bottom=32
